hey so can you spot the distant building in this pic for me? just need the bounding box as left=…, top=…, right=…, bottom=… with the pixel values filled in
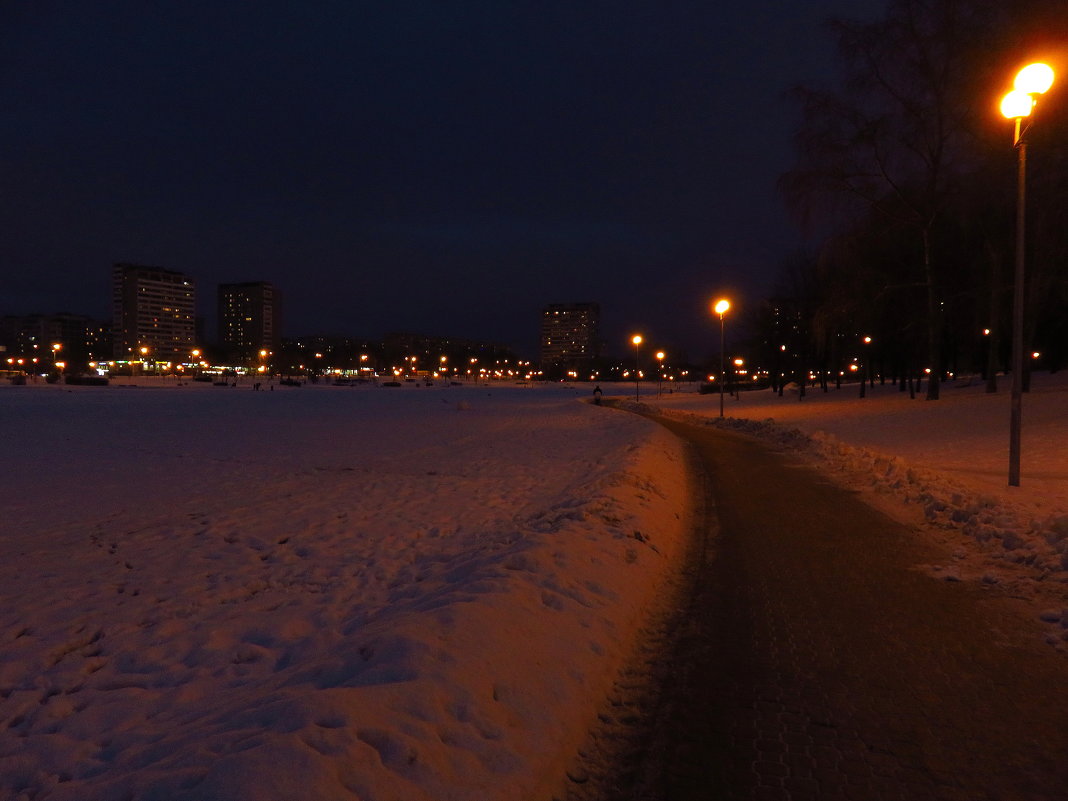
left=539, top=302, right=601, bottom=375
left=111, top=263, right=196, bottom=361
left=218, top=281, right=281, bottom=361
left=279, top=334, right=377, bottom=375
left=0, top=313, right=110, bottom=369
left=381, top=332, right=518, bottom=379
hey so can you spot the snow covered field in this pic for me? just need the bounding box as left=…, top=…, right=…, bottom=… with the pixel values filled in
left=2, top=372, right=1066, bottom=800
left=0, top=381, right=694, bottom=801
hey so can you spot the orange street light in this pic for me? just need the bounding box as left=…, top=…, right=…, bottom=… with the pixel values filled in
left=1000, top=62, right=1054, bottom=486
left=712, top=299, right=730, bottom=417
left=631, top=335, right=643, bottom=401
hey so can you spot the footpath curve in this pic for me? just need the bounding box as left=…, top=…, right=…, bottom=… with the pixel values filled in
left=581, top=412, right=1068, bottom=801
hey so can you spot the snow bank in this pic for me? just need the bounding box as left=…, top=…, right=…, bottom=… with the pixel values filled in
left=0, top=384, right=694, bottom=801
left=630, top=372, right=1068, bottom=647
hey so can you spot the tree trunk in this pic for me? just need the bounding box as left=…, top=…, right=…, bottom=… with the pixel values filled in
left=923, top=228, right=941, bottom=401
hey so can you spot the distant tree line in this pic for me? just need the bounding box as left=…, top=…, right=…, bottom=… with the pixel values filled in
left=755, top=0, right=1066, bottom=398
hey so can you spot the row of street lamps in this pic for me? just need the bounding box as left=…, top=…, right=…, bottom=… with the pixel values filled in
left=629, top=297, right=733, bottom=412
left=628, top=53, right=1050, bottom=491
left=627, top=335, right=668, bottom=401
left=649, top=63, right=1053, bottom=488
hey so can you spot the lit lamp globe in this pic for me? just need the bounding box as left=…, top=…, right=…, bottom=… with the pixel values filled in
left=1001, top=90, right=1034, bottom=119
left=1001, top=63, right=1054, bottom=122
left=713, top=299, right=730, bottom=317
left=1015, top=62, right=1054, bottom=94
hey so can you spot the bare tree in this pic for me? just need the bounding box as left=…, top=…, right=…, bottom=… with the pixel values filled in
left=780, top=0, right=1008, bottom=400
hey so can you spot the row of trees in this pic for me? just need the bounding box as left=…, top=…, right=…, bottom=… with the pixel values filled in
left=753, top=0, right=1066, bottom=398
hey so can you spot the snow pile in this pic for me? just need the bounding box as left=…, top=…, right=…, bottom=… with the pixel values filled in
left=0, top=384, right=694, bottom=801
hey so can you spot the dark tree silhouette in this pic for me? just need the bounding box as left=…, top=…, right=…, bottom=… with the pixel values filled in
left=780, top=0, right=1013, bottom=400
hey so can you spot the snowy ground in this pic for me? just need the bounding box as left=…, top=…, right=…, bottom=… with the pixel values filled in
left=2, top=372, right=1066, bottom=800
left=0, top=380, right=694, bottom=801
left=625, top=371, right=1068, bottom=649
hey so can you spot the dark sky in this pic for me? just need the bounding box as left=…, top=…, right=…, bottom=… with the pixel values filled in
left=1, top=1, right=886, bottom=360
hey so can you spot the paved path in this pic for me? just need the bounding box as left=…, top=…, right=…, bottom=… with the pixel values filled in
left=595, top=415, right=1068, bottom=801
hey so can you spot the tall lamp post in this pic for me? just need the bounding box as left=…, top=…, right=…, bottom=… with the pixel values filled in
left=1000, top=62, right=1054, bottom=487
left=713, top=299, right=730, bottom=418
left=631, top=335, right=643, bottom=401
left=655, top=351, right=665, bottom=398
left=859, top=336, right=872, bottom=398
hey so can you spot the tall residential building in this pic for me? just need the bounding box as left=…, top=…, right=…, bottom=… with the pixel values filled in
left=218, top=281, right=280, bottom=360
left=112, top=263, right=196, bottom=361
left=539, top=302, right=601, bottom=373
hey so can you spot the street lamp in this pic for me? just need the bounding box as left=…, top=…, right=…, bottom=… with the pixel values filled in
left=655, top=351, right=665, bottom=398
left=859, top=335, right=873, bottom=398
left=713, top=299, right=730, bottom=418
left=631, top=335, right=643, bottom=401
left=1000, top=62, right=1054, bottom=487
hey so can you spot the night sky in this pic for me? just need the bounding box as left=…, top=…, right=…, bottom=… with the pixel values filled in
left=2, top=1, right=887, bottom=360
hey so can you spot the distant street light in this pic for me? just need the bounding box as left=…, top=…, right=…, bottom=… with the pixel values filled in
left=1000, top=62, right=1054, bottom=487
left=656, top=351, right=665, bottom=398
left=631, top=335, right=643, bottom=401
left=859, top=335, right=872, bottom=398
left=713, top=299, right=730, bottom=418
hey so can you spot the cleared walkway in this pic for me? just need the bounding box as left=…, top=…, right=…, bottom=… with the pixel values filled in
left=614, top=415, right=1068, bottom=801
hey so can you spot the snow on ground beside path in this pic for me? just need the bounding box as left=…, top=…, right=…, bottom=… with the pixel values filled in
left=626, top=372, right=1068, bottom=649
left=0, top=383, right=694, bottom=801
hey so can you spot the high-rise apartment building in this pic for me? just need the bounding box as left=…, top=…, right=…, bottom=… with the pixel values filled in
left=218, top=281, right=280, bottom=360
left=112, top=263, right=196, bottom=361
left=539, top=302, right=601, bottom=373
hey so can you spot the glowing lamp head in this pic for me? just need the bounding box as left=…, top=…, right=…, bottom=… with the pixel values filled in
left=1015, top=63, right=1054, bottom=95
left=1001, top=90, right=1035, bottom=119
left=713, top=299, right=730, bottom=316
left=1002, top=63, right=1054, bottom=119
left=631, top=335, right=643, bottom=346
